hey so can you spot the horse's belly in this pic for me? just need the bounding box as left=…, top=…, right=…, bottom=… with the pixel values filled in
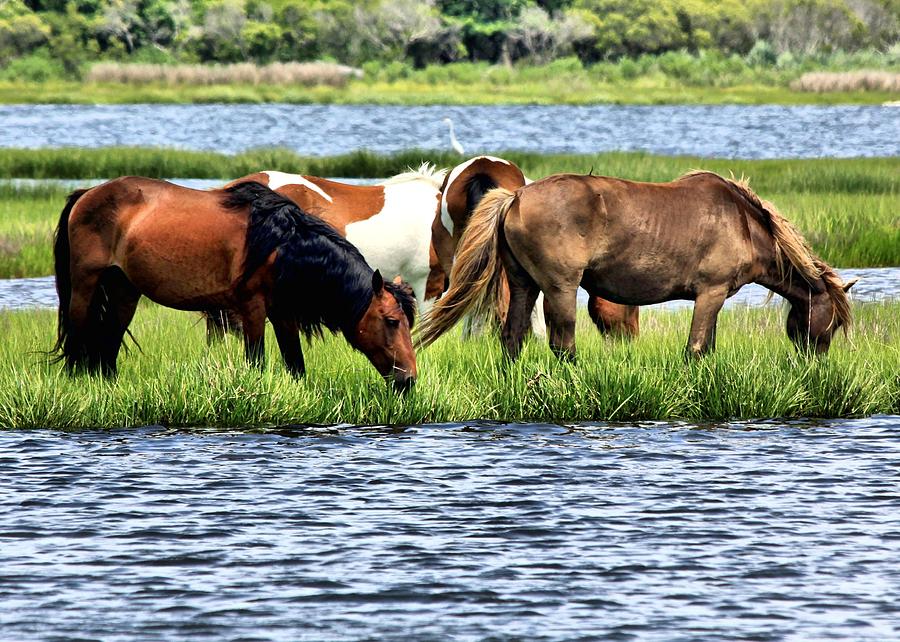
left=582, top=260, right=696, bottom=305
left=119, top=222, right=241, bottom=309
left=345, top=218, right=431, bottom=291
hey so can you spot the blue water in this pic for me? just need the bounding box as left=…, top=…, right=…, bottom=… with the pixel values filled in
left=3, top=266, right=897, bottom=312
left=1, top=103, right=897, bottom=158
left=1, top=417, right=899, bottom=641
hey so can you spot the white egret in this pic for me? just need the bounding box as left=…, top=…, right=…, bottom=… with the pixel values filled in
left=442, top=117, right=465, bottom=155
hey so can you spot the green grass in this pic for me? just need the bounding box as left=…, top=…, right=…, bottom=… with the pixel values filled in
left=0, top=78, right=895, bottom=106
left=1, top=301, right=896, bottom=429
left=2, top=148, right=897, bottom=190
left=0, top=151, right=896, bottom=277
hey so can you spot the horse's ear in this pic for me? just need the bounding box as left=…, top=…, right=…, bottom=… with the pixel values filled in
left=843, top=277, right=860, bottom=292
left=372, top=270, right=384, bottom=293
left=392, top=275, right=402, bottom=285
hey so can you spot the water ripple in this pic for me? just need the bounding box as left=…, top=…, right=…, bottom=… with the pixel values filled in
left=0, top=104, right=897, bottom=158
left=0, top=417, right=899, bottom=640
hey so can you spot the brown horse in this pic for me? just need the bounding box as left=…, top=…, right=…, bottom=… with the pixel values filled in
left=52, top=179, right=418, bottom=390
left=207, top=166, right=447, bottom=339
left=418, top=171, right=856, bottom=360
left=432, top=155, right=639, bottom=338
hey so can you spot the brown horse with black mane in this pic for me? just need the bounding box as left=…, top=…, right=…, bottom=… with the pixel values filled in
left=52, top=179, right=418, bottom=390
left=418, top=171, right=856, bottom=360
left=206, top=165, right=446, bottom=340
left=433, top=155, right=639, bottom=338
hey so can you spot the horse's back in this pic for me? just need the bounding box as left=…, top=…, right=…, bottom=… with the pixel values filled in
left=70, top=177, right=248, bottom=308
left=506, top=172, right=756, bottom=303
left=440, top=156, right=525, bottom=235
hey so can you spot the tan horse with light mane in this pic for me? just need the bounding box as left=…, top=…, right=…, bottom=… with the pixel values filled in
left=432, top=155, right=639, bottom=338
left=418, top=171, right=856, bottom=360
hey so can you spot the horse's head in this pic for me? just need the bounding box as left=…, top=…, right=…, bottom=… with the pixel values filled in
left=350, top=271, right=417, bottom=392
left=786, top=276, right=857, bottom=354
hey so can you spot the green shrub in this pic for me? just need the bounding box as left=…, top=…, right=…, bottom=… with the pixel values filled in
left=0, top=48, right=64, bottom=81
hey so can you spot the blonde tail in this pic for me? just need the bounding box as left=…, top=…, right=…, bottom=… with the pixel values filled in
left=416, top=187, right=516, bottom=348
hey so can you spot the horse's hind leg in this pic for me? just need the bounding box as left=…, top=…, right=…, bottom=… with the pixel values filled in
left=65, top=265, right=105, bottom=372
left=94, top=268, right=141, bottom=376
left=686, top=287, right=728, bottom=359
left=271, top=316, right=305, bottom=377
left=239, top=297, right=267, bottom=369
left=205, top=309, right=243, bottom=344
left=588, top=297, right=640, bottom=339
left=503, top=283, right=540, bottom=361
left=500, top=252, right=540, bottom=361
left=542, top=284, right=579, bottom=362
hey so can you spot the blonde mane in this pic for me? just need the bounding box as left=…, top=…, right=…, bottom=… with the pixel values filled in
left=679, top=170, right=851, bottom=330
left=380, top=162, right=448, bottom=189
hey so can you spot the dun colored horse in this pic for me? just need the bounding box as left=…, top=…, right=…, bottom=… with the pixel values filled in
left=52, top=179, right=418, bottom=390
left=418, top=171, right=856, bottom=360
left=433, top=155, right=639, bottom=338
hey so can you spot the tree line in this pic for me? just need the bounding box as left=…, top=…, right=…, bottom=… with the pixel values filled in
left=1, top=0, right=897, bottom=79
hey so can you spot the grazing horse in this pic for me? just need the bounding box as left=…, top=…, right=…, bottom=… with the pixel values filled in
left=418, top=171, right=856, bottom=360
left=52, top=179, right=418, bottom=390
left=226, top=163, right=447, bottom=310
left=432, top=155, right=639, bottom=338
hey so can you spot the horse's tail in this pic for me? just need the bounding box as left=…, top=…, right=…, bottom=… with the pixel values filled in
left=416, top=187, right=516, bottom=348
left=51, top=189, right=88, bottom=359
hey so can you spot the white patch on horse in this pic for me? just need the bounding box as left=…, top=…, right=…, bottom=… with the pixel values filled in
left=345, top=178, right=439, bottom=310
left=263, top=171, right=333, bottom=202
left=439, top=156, right=509, bottom=235
left=439, top=195, right=454, bottom=236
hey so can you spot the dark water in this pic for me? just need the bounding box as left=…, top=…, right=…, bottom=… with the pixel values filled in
left=1, top=417, right=899, bottom=641
left=3, top=267, right=898, bottom=312
left=1, top=104, right=898, bottom=158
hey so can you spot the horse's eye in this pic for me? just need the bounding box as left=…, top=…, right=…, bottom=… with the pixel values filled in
left=386, top=318, right=400, bottom=328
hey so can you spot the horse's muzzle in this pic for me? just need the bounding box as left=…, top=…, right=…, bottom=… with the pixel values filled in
left=392, top=373, right=416, bottom=394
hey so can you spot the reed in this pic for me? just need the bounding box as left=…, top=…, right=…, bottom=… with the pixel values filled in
left=0, top=302, right=896, bottom=429
left=85, top=62, right=363, bottom=87
left=791, top=71, right=900, bottom=93
left=1, top=148, right=897, bottom=192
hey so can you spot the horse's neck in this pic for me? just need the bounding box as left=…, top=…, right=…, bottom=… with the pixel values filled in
left=755, top=258, right=823, bottom=308
left=744, top=214, right=813, bottom=306
left=282, top=241, right=372, bottom=333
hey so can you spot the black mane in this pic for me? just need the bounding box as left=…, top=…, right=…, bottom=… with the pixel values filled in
left=224, top=181, right=376, bottom=337
left=384, top=280, right=417, bottom=329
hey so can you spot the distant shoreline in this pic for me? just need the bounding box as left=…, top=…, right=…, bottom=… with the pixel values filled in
left=2, top=80, right=895, bottom=106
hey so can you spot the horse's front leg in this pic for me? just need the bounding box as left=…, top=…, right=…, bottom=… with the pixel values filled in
left=686, top=287, right=728, bottom=359
left=271, top=315, right=305, bottom=377
left=239, top=297, right=267, bottom=369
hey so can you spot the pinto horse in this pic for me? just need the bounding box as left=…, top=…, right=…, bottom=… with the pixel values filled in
left=432, top=155, right=639, bottom=338
left=418, top=171, right=856, bottom=360
left=52, top=179, right=418, bottom=390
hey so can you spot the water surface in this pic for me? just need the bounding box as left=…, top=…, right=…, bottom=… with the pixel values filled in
left=2, top=104, right=897, bottom=158
left=3, top=267, right=897, bottom=312
left=1, top=417, right=898, bottom=641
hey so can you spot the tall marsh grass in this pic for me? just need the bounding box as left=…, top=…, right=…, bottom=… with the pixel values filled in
left=85, top=62, right=363, bottom=87
left=0, top=302, right=896, bottom=429
left=1, top=148, right=898, bottom=191
left=792, top=71, right=900, bottom=93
